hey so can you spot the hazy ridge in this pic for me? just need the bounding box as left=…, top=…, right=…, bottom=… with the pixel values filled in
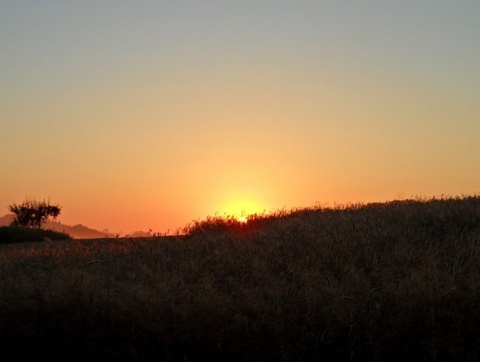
left=0, top=214, right=115, bottom=239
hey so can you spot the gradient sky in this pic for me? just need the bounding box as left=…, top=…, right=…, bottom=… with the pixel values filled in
left=1, top=1, right=479, bottom=235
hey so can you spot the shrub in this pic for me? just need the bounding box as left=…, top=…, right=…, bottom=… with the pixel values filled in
left=9, top=198, right=61, bottom=228
left=0, top=226, right=71, bottom=244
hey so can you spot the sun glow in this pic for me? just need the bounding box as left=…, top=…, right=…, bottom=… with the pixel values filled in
left=217, top=192, right=266, bottom=222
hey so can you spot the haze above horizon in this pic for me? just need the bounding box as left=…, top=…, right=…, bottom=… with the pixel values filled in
left=1, top=1, right=479, bottom=234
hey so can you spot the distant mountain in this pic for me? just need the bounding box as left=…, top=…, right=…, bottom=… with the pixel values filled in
left=0, top=214, right=14, bottom=226
left=129, top=230, right=151, bottom=238
left=0, top=214, right=115, bottom=239
left=46, top=221, right=115, bottom=239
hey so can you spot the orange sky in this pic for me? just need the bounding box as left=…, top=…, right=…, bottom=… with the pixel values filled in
left=1, top=2, right=479, bottom=234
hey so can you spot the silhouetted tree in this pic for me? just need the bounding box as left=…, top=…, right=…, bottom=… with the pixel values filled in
left=9, top=199, right=61, bottom=228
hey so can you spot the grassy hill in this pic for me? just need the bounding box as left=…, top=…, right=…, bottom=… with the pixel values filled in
left=0, top=194, right=479, bottom=361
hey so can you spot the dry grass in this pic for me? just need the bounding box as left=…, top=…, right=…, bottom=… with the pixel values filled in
left=1, top=195, right=479, bottom=361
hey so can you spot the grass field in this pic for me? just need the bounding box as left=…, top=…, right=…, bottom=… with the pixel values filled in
left=1, top=195, right=479, bottom=361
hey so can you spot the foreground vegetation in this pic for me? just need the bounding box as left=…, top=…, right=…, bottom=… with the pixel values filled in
left=1, top=195, right=479, bottom=361
left=0, top=225, right=71, bottom=244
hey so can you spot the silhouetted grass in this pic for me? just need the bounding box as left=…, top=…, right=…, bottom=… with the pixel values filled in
left=0, top=194, right=479, bottom=361
left=0, top=225, right=72, bottom=244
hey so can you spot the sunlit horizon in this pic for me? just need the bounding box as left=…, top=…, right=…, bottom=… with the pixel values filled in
left=5, top=191, right=478, bottom=236
left=1, top=2, right=479, bottom=235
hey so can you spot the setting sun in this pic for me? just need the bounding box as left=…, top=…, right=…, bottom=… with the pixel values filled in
left=237, top=215, right=248, bottom=223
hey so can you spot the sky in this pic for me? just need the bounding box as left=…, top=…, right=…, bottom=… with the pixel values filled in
left=1, top=1, right=479, bottom=235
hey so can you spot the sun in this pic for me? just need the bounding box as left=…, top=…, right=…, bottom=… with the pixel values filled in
left=237, top=215, right=248, bottom=223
